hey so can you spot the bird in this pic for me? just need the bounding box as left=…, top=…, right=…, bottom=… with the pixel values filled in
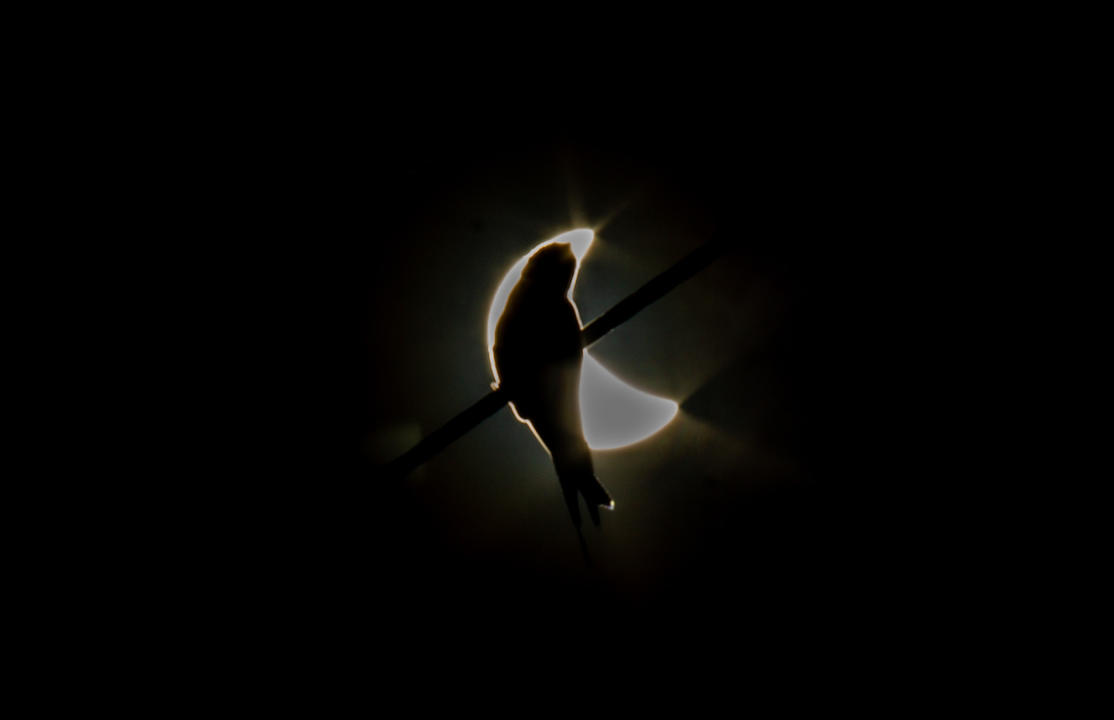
left=493, top=241, right=614, bottom=529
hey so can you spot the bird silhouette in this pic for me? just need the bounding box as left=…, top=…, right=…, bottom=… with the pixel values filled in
left=493, top=242, right=614, bottom=529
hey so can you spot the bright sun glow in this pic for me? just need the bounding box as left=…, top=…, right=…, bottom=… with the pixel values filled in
left=487, top=229, right=679, bottom=450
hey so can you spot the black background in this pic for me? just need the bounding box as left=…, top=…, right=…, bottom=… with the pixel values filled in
left=35, top=18, right=1056, bottom=703
left=293, top=98, right=919, bottom=633
left=146, top=64, right=972, bottom=679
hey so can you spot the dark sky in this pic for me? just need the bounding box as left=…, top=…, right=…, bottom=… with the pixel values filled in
left=210, top=86, right=942, bottom=660
left=77, top=32, right=1025, bottom=693
left=320, top=114, right=905, bottom=640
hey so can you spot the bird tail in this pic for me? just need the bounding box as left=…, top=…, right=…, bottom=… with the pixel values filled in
left=579, top=474, right=614, bottom=512
left=558, top=470, right=614, bottom=528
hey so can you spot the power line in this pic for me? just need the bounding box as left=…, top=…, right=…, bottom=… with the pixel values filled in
left=382, top=238, right=728, bottom=480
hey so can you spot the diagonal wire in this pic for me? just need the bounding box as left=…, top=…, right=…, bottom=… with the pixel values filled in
left=382, top=238, right=728, bottom=480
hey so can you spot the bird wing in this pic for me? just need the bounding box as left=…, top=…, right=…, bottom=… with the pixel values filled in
left=494, top=296, right=581, bottom=418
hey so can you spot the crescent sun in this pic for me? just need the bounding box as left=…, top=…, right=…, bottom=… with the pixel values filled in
left=486, top=229, right=679, bottom=450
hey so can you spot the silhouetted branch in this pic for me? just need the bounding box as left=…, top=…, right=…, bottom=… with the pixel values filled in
left=382, top=389, right=508, bottom=481
left=579, top=239, right=727, bottom=347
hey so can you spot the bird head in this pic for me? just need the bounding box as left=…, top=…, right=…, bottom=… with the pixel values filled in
left=522, top=242, right=577, bottom=295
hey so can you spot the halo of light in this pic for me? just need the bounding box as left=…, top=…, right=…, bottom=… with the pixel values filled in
left=488, top=229, right=679, bottom=450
